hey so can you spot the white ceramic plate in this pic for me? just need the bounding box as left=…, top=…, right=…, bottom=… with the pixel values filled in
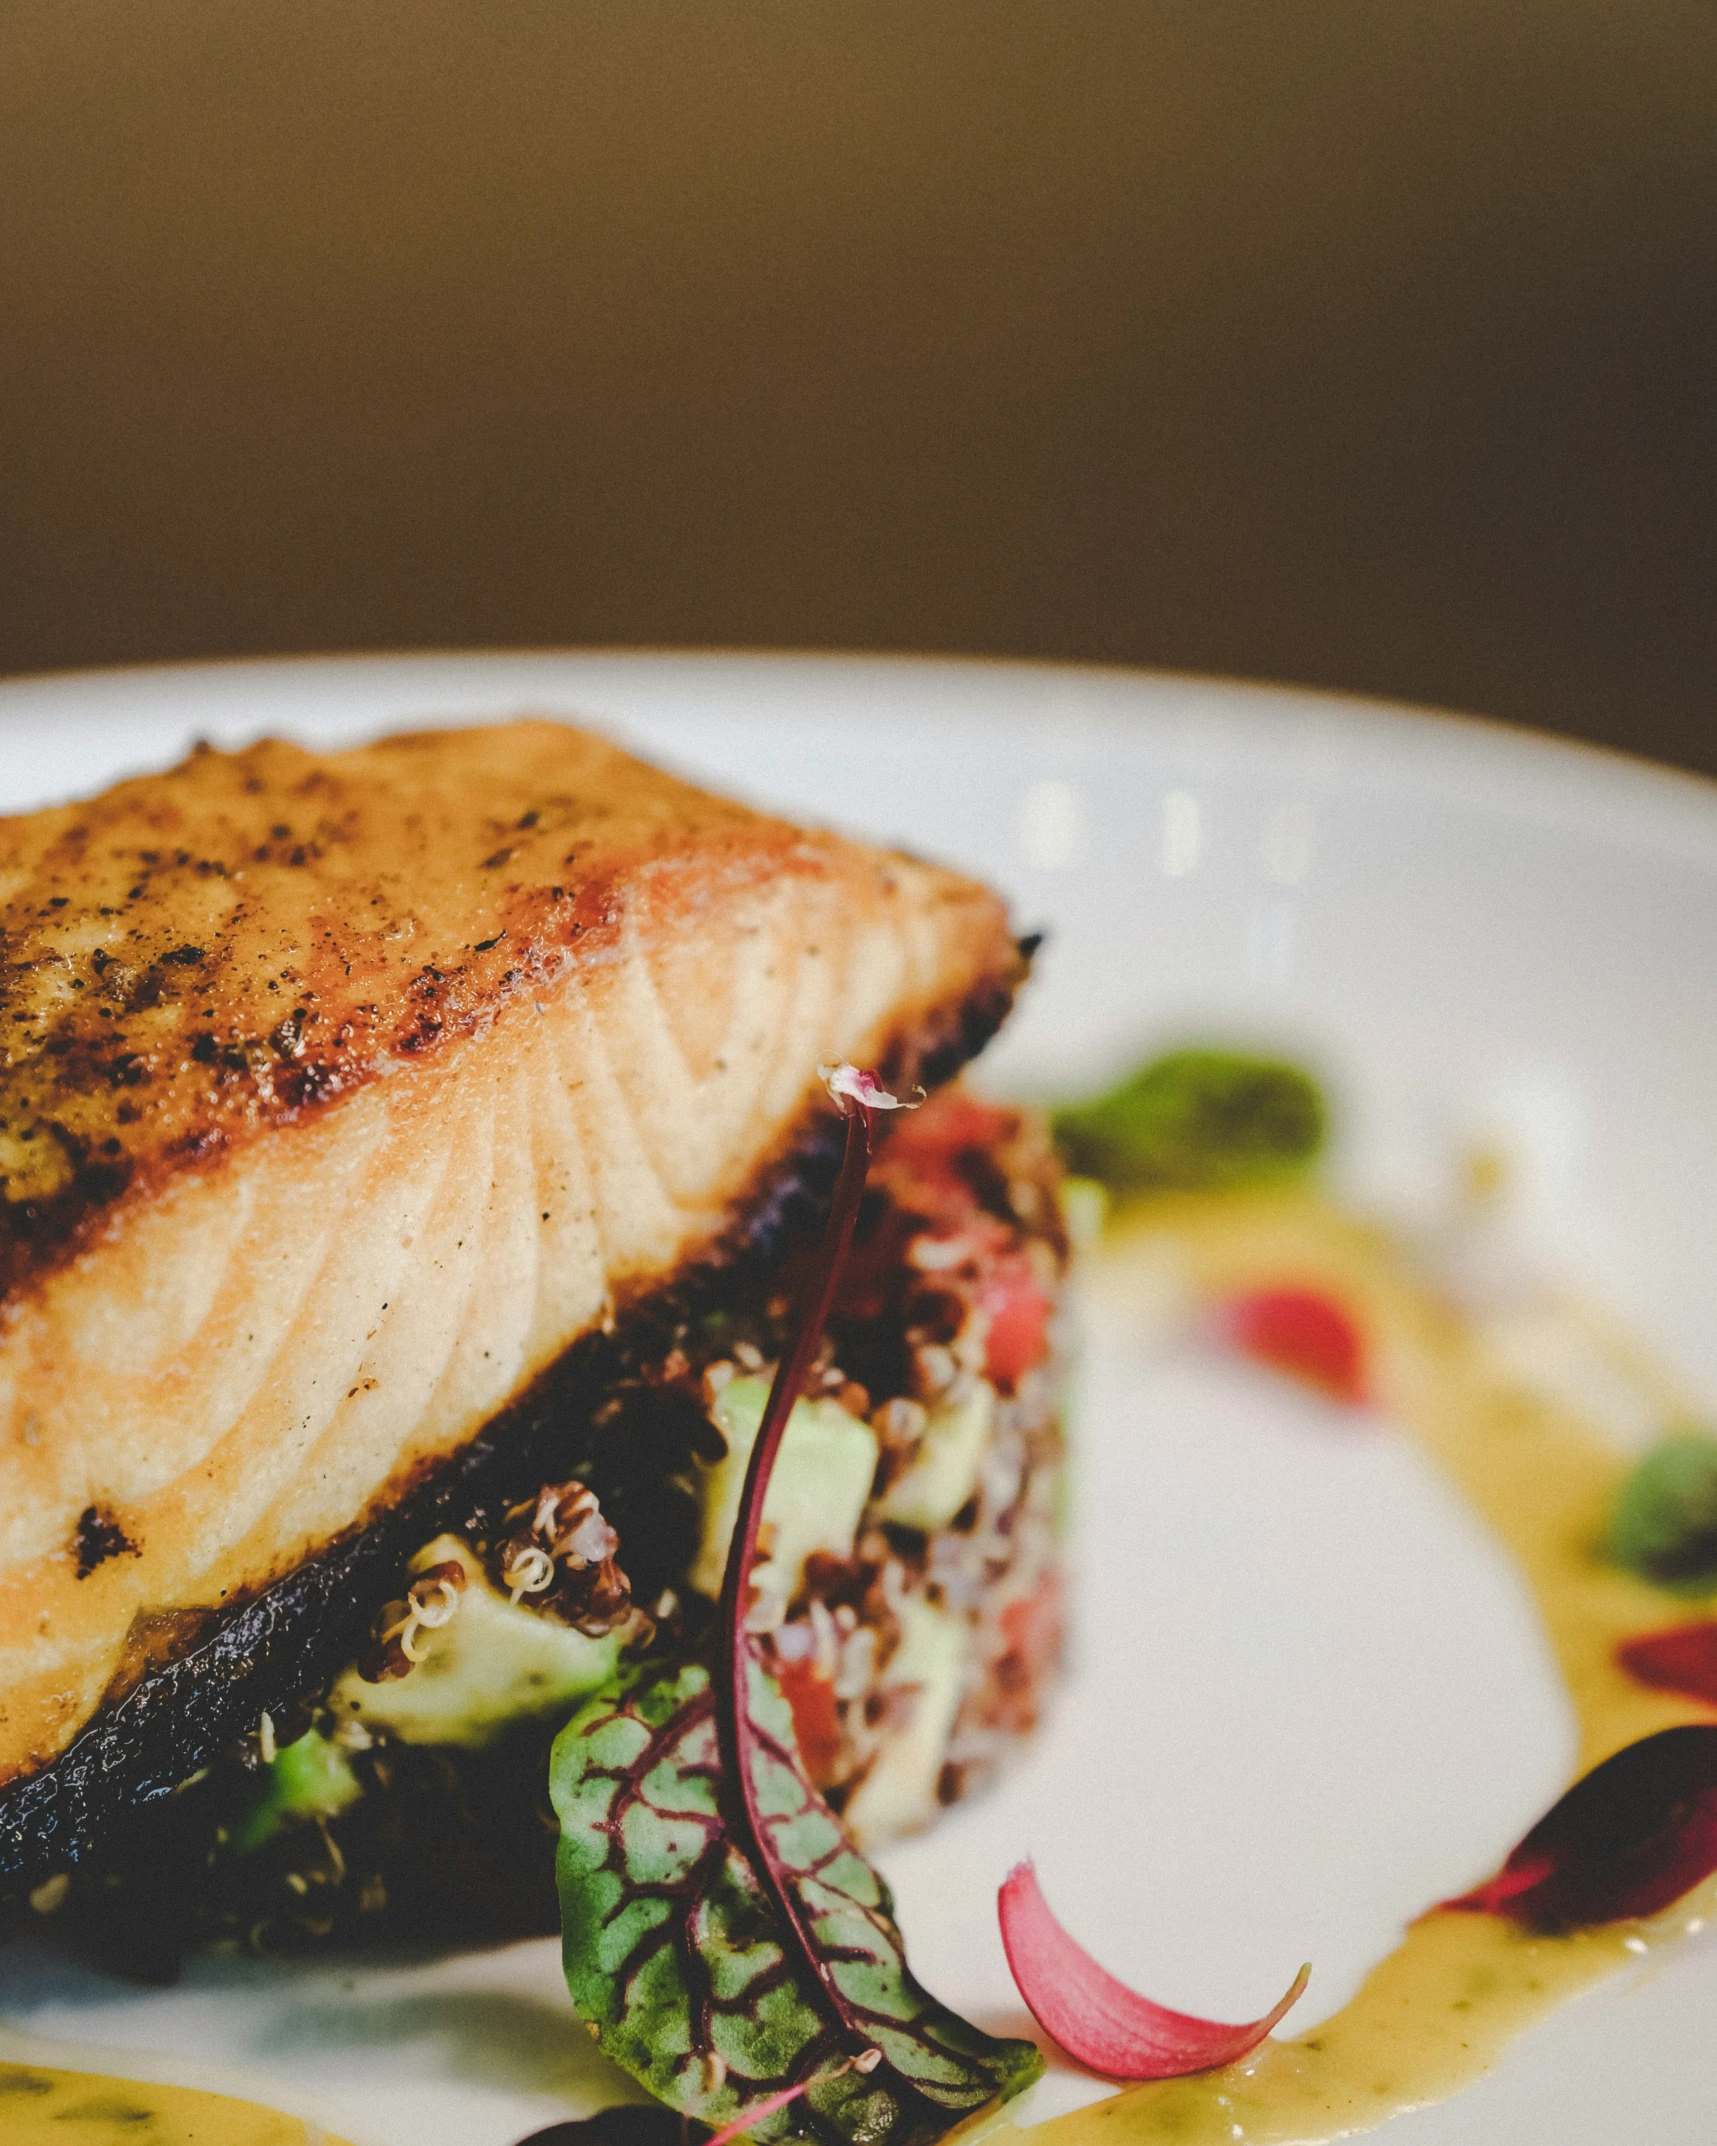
left=2, top=653, right=1716, bottom=2145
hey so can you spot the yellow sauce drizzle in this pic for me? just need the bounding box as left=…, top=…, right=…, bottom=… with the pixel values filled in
left=981, top=1189, right=1717, bottom=2146
left=0, top=2057, right=355, bottom=2143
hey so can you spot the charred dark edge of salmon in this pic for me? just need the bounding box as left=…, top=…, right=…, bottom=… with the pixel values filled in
left=0, top=967, right=1020, bottom=1884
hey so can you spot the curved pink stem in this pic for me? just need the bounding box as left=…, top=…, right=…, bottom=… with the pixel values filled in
left=998, top=1862, right=1309, bottom=2080
left=714, top=1097, right=877, bottom=2038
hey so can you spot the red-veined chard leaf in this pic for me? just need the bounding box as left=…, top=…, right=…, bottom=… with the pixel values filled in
left=552, top=1067, right=1043, bottom=2144
left=551, top=1652, right=1040, bottom=2144
left=1441, top=1724, right=1717, bottom=1929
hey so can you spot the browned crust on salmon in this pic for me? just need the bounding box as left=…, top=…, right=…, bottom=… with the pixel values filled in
left=0, top=720, right=1015, bottom=1303
left=0, top=717, right=1025, bottom=1813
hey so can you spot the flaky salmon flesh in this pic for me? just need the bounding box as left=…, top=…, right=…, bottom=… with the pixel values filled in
left=0, top=720, right=1020, bottom=1797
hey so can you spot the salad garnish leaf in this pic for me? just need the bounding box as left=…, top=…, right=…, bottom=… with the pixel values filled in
left=553, top=1658, right=866, bottom=2142
left=552, top=1066, right=1042, bottom=2144
left=1608, top=1433, right=1717, bottom=1595
left=1052, top=1047, right=1326, bottom=1194
left=552, top=1653, right=1036, bottom=2142
left=1618, top=1620, right=1717, bottom=1708
left=1441, top=1725, right=1717, bottom=1929
left=997, top=1861, right=1309, bottom=2080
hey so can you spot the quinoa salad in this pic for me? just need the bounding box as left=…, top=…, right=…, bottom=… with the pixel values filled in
left=16, top=1088, right=1070, bottom=1976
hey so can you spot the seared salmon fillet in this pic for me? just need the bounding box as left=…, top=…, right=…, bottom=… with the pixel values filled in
left=0, top=719, right=1023, bottom=1881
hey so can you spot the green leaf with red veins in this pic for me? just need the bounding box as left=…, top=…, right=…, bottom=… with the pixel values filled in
left=551, top=1653, right=1042, bottom=2146
left=555, top=1069, right=1041, bottom=2144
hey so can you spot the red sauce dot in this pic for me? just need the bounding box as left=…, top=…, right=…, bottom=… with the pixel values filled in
left=1226, top=1286, right=1367, bottom=1405
left=1618, top=1621, right=1717, bottom=1708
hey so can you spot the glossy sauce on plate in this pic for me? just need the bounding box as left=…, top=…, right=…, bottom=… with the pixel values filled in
left=0, top=2058, right=354, bottom=2144
left=979, top=1191, right=1716, bottom=2146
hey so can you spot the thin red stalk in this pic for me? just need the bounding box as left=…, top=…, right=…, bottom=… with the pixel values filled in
left=703, top=2079, right=821, bottom=2146
left=714, top=1099, right=876, bottom=2041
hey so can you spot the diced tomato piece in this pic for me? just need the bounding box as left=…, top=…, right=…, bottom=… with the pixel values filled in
left=875, top=1090, right=1020, bottom=1228
left=983, top=1260, right=1051, bottom=1390
left=771, top=1653, right=843, bottom=1786
left=993, top=1570, right=1063, bottom=1731
left=889, top=1090, right=1015, bottom=1169
left=1226, top=1286, right=1366, bottom=1405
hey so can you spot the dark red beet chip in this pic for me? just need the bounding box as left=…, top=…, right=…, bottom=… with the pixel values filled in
left=1442, top=1725, right=1717, bottom=1929
left=512, top=2109, right=708, bottom=2146
left=1618, top=1622, right=1717, bottom=1708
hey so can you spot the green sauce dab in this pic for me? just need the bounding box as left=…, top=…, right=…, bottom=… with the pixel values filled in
left=1052, top=1047, right=1326, bottom=1194
left=1609, top=1431, right=1717, bottom=1595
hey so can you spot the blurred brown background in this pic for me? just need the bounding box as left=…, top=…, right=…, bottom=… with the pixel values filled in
left=2, top=1, right=1715, bottom=772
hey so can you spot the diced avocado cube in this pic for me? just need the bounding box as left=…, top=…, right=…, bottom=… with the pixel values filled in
left=1057, top=1173, right=1111, bottom=1250
left=325, top=1536, right=623, bottom=1750
left=234, top=1729, right=361, bottom=1854
left=690, top=1376, right=879, bottom=1601
left=875, top=1382, right=996, bottom=1533
left=842, top=1594, right=968, bottom=1844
